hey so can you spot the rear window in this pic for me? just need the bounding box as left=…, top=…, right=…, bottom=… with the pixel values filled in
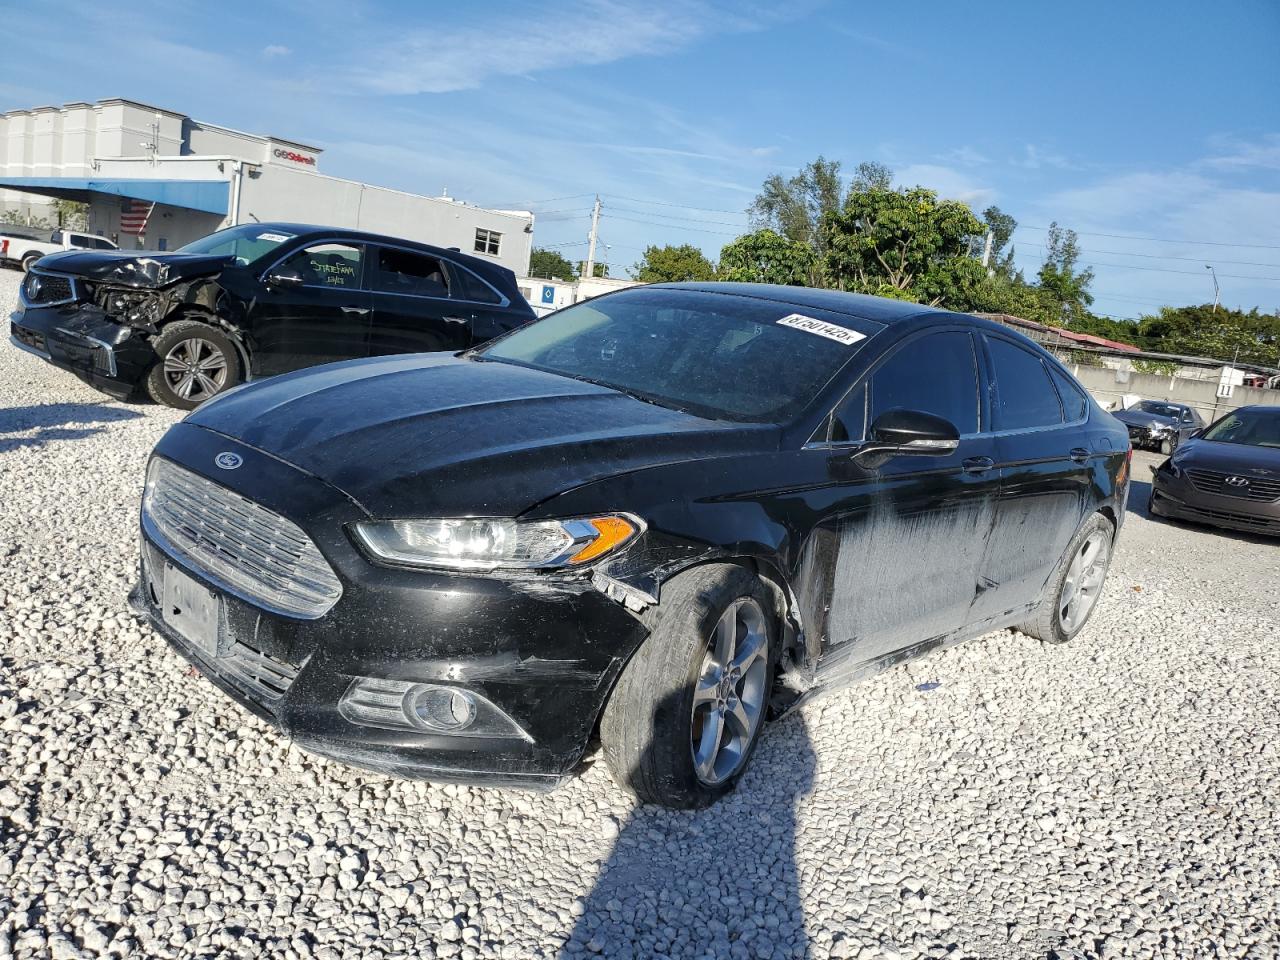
left=477, top=288, right=875, bottom=423
left=1049, top=365, right=1089, bottom=421
left=450, top=265, right=501, bottom=304
left=988, top=337, right=1063, bottom=430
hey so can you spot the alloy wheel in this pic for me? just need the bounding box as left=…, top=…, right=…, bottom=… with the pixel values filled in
left=1058, top=531, right=1110, bottom=633
left=690, top=597, right=769, bottom=786
left=163, top=338, right=228, bottom=402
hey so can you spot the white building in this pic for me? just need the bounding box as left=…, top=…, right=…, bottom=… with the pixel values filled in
left=518, top=275, right=641, bottom=316
left=0, top=98, right=533, bottom=276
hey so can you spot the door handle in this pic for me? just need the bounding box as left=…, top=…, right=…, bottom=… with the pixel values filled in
left=341, top=306, right=370, bottom=315
left=1069, top=447, right=1091, bottom=463
left=962, top=456, right=995, bottom=474
left=441, top=315, right=470, bottom=324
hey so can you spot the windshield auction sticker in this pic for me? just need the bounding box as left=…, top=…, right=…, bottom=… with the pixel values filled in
left=257, top=232, right=294, bottom=243
left=776, top=313, right=867, bottom=345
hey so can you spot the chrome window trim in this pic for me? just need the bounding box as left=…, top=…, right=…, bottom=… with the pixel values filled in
left=19, top=269, right=81, bottom=309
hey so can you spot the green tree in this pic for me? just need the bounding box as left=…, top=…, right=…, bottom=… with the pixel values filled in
left=981, top=205, right=1018, bottom=275
left=1138, top=304, right=1280, bottom=366
left=1037, top=222, right=1095, bottom=326
left=528, top=247, right=577, bottom=281
left=748, top=156, right=845, bottom=256
left=52, top=199, right=88, bottom=230
left=822, top=185, right=988, bottom=308
left=631, top=244, right=716, bottom=283
left=717, top=229, right=814, bottom=285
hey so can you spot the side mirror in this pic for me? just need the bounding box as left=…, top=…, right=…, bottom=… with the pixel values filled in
left=855, top=408, right=960, bottom=461
left=265, top=267, right=304, bottom=287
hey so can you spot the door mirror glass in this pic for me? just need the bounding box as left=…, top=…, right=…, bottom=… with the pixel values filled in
left=265, top=267, right=304, bottom=287
left=868, top=408, right=960, bottom=455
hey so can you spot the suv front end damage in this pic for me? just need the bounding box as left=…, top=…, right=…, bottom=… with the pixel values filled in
left=9, top=257, right=227, bottom=400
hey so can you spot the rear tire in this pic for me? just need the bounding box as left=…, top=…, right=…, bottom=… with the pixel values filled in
left=600, top=564, right=775, bottom=809
left=145, top=320, right=242, bottom=410
left=1016, top=513, right=1115, bottom=645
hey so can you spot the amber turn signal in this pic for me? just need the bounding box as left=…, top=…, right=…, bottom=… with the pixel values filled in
left=568, top=516, right=640, bottom=565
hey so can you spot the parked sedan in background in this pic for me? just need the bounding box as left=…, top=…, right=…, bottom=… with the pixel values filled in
left=131, top=283, right=1130, bottom=808
left=9, top=223, right=535, bottom=408
left=1150, top=404, right=1280, bottom=536
left=1113, top=398, right=1205, bottom=454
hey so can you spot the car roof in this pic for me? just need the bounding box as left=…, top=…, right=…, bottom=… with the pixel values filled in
left=654, top=282, right=957, bottom=325
left=250, top=222, right=511, bottom=280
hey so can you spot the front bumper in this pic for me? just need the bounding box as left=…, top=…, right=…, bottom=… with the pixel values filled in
left=1125, top=425, right=1173, bottom=450
left=1150, top=464, right=1280, bottom=536
left=10, top=304, right=152, bottom=399
left=130, top=423, right=650, bottom=788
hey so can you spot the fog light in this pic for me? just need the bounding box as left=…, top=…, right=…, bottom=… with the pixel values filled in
left=408, top=685, right=476, bottom=732
left=338, top=677, right=531, bottom=741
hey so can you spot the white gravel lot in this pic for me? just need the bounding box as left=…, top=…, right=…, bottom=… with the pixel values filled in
left=1, top=263, right=1278, bottom=960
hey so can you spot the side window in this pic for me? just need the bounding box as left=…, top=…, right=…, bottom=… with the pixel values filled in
left=1048, top=364, right=1088, bottom=422
left=279, top=242, right=363, bottom=289
left=988, top=337, right=1063, bottom=430
left=474, top=228, right=501, bottom=256
left=368, top=246, right=448, bottom=298
left=832, top=330, right=980, bottom=441
left=449, top=264, right=501, bottom=304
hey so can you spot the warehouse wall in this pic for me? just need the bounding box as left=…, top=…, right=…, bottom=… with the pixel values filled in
left=1073, top=364, right=1280, bottom=422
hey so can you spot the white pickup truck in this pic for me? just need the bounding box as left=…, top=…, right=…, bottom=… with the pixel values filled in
left=0, top=227, right=117, bottom=271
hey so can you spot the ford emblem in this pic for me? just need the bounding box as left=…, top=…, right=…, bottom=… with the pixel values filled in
left=214, top=452, right=243, bottom=470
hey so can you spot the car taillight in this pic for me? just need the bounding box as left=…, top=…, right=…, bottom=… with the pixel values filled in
left=1, top=239, right=8, bottom=256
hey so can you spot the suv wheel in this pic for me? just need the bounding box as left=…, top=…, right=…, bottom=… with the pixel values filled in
left=1016, top=513, right=1115, bottom=644
left=600, top=564, right=775, bottom=808
left=21, top=253, right=40, bottom=272
left=145, top=321, right=242, bottom=410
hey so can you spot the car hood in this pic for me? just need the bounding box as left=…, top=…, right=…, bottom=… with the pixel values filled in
left=1113, top=408, right=1177, bottom=429
left=1171, top=437, right=1280, bottom=475
left=187, top=353, right=776, bottom=517
left=34, top=250, right=231, bottom=287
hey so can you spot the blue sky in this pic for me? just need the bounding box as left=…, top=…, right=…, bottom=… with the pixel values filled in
left=5, top=0, right=1279, bottom=322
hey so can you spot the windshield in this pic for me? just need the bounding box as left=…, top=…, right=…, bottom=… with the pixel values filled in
left=1134, top=400, right=1182, bottom=418
left=176, top=224, right=298, bottom=266
left=476, top=288, right=875, bottom=423
left=1200, top=408, right=1280, bottom=448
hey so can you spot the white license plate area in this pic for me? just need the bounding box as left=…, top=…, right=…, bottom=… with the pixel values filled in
left=161, top=563, right=220, bottom=657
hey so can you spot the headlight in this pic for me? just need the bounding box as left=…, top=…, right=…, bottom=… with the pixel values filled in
left=353, top=515, right=641, bottom=571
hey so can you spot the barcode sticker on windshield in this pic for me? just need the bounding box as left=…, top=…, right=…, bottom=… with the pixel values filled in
left=257, top=232, right=293, bottom=242
left=776, top=313, right=866, bottom=345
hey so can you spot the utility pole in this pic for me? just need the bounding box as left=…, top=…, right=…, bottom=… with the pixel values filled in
left=1206, top=264, right=1219, bottom=313
left=980, top=230, right=994, bottom=271
left=584, top=195, right=601, bottom=280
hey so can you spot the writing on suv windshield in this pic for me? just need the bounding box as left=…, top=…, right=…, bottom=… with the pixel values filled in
left=477, top=289, right=874, bottom=423
left=177, top=225, right=296, bottom=265
left=1201, top=409, right=1280, bottom=448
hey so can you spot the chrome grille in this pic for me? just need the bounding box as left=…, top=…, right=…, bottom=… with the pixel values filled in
left=142, top=457, right=342, bottom=618
left=22, top=270, right=77, bottom=306
left=1186, top=467, right=1280, bottom=503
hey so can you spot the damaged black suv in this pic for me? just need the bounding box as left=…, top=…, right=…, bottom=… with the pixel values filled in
left=9, top=223, right=535, bottom=409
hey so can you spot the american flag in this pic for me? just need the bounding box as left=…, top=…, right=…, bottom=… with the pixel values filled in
left=119, top=198, right=154, bottom=235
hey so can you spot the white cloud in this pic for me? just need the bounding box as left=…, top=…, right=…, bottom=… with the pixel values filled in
left=937, top=146, right=988, bottom=167
left=343, top=1, right=767, bottom=95
left=894, top=164, right=995, bottom=206
left=262, top=44, right=292, bottom=58
left=1015, top=144, right=1073, bottom=170
left=1202, top=133, right=1280, bottom=171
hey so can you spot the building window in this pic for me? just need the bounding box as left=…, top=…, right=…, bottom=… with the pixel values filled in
left=474, top=228, right=501, bottom=256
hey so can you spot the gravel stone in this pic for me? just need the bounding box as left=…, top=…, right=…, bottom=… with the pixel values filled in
left=1, top=266, right=1278, bottom=958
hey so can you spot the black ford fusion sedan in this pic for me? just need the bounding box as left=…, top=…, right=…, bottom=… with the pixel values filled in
left=1149, top=404, right=1280, bottom=536
left=131, top=283, right=1131, bottom=808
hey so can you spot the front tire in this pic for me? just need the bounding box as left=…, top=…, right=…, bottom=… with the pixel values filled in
left=1016, top=513, right=1115, bottom=645
left=21, top=252, right=40, bottom=272
left=145, top=321, right=242, bottom=410
left=600, top=564, right=775, bottom=809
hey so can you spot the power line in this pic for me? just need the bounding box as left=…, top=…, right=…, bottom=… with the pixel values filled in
left=1018, top=223, right=1280, bottom=251
left=1016, top=243, right=1280, bottom=282
left=608, top=204, right=749, bottom=228
left=602, top=193, right=750, bottom=216
left=604, top=213, right=741, bottom=237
